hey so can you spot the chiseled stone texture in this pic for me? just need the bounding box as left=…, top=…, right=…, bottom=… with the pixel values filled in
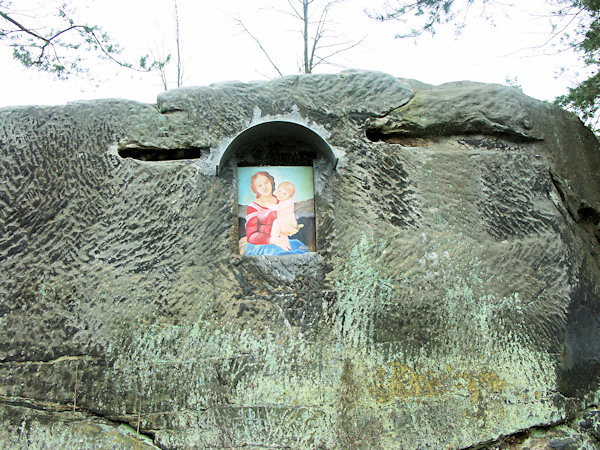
left=1, top=70, right=599, bottom=448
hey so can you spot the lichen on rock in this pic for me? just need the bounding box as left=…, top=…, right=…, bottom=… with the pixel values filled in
left=0, top=70, right=599, bottom=448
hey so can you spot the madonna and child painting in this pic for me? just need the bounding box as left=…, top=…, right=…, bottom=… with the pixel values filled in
left=238, top=166, right=316, bottom=256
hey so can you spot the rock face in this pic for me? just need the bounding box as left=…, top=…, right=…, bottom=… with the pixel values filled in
left=1, top=70, right=600, bottom=448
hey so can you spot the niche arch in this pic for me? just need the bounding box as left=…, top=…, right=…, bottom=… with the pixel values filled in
left=217, top=121, right=337, bottom=173
left=224, top=120, right=337, bottom=256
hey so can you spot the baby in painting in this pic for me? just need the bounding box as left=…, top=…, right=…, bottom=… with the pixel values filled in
left=271, top=181, right=302, bottom=247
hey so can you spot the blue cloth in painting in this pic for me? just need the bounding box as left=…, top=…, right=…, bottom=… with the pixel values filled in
left=245, top=239, right=308, bottom=256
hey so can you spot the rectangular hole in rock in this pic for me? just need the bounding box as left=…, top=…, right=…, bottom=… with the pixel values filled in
left=118, top=146, right=208, bottom=161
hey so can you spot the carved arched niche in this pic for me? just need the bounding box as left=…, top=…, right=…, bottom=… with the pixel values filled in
left=217, top=121, right=337, bottom=173
left=219, top=120, right=337, bottom=256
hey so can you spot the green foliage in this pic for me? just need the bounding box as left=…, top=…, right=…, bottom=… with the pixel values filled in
left=556, top=72, right=600, bottom=128
left=372, top=0, right=600, bottom=131
left=0, top=1, right=166, bottom=78
left=554, top=0, right=600, bottom=131
left=505, top=76, right=523, bottom=92
left=368, top=0, right=478, bottom=38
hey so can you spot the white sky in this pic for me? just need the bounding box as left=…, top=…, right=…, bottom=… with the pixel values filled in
left=0, top=0, right=587, bottom=108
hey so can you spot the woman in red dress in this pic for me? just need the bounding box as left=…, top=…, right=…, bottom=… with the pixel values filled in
left=244, top=171, right=307, bottom=255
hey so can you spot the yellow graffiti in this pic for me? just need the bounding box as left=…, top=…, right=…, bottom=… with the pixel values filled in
left=371, top=362, right=507, bottom=404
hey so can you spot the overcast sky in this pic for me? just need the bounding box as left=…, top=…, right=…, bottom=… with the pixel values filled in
left=0, top=0, right=586, bottom=108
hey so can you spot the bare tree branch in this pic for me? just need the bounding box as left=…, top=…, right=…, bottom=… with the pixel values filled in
left=303, top=0, right=310, bottom=72
left=238, top=0, right=359, bottom=76
left=312, top=36, right=365, bottom=70
left=236, top=18, right=284, bottom=77
left=0, top=9, right=46, bottom=41
left=308, top=1, right=334, bottom=72
left=286, top=0, right=303, bottom=20
left=174, top=0, right=183, bottom=88
left=1, top=4, right=167, bottom=78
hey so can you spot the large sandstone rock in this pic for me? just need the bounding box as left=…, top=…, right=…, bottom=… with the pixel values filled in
left=1, top=70, right=599, bottom=448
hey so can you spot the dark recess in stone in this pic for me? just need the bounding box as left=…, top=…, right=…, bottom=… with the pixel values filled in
left=236, top=136, right=317, bottom=166
left=365, top=128, right=389, bottom=143
left=578, top=206, right=600, bottom=244
left=118, top=146, right=208, bottom=161
left=557, top=269, right=600, bottom=399
left=365, top=128, right=433, bottom=147
left=218, top=121, right=336, bottom=173
left=366, top=127, right=539, bottom=145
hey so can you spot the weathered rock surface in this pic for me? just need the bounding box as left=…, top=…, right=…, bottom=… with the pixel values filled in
left=1, top=70, right=599, bottom=448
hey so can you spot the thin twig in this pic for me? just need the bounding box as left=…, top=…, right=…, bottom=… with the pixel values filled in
left=235, top=18, right=283, bottom=77
left=174, top=0, right=184, bottom=87
left=0, top=10, right=47, bottom=41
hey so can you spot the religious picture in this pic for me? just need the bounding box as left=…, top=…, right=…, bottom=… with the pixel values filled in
left=238, top=166, right=316, bottom=255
